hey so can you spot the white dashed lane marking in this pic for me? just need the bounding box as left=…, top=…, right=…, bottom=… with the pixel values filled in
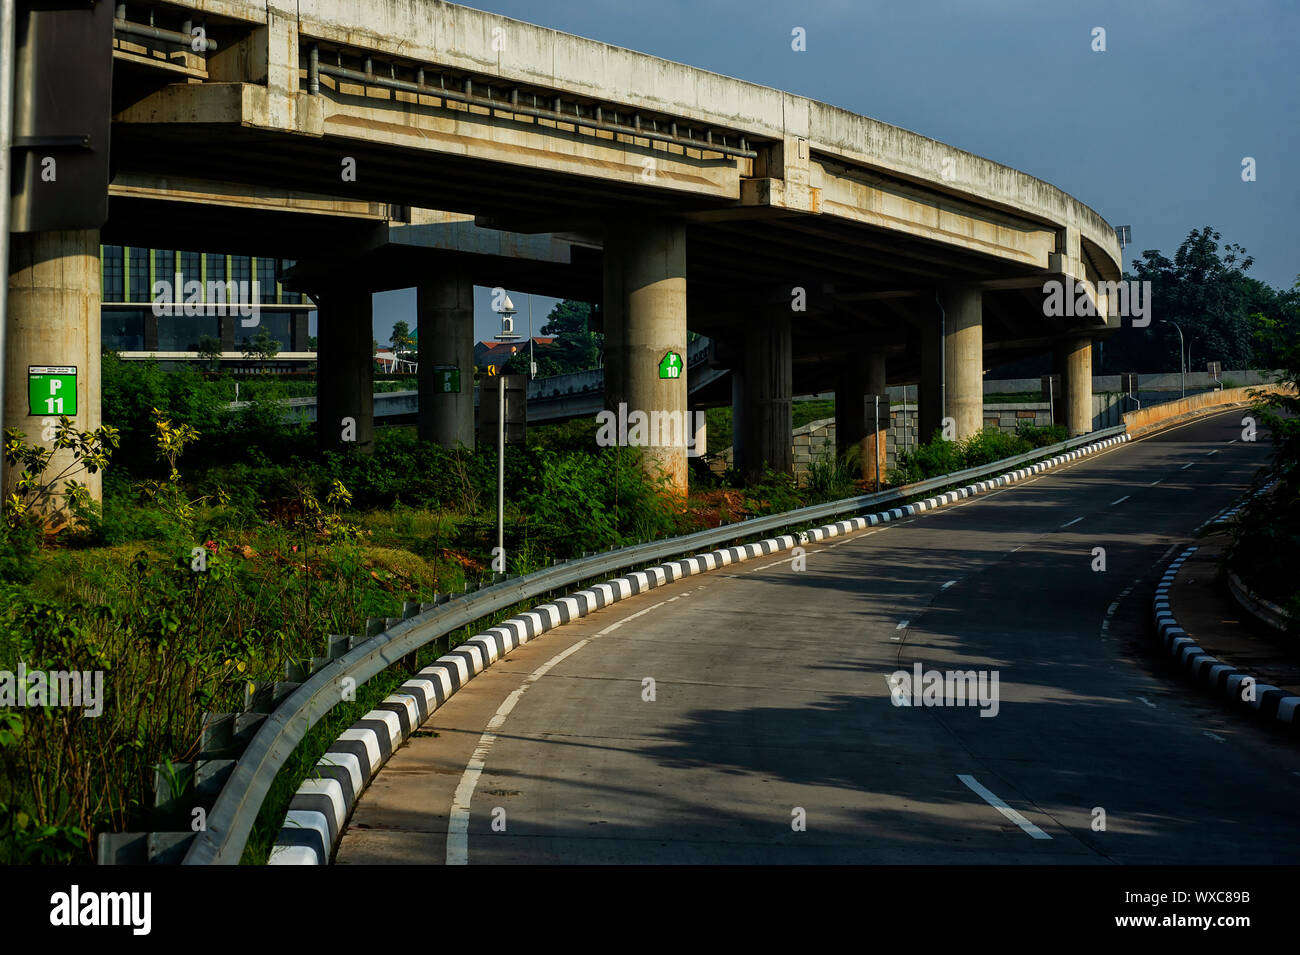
left=957, top=774, right=1052, bottom=840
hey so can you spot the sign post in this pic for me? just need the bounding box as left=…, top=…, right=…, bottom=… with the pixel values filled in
left=497, top=373, right=504, bottom=563
left=1121, top=372, right=1140, bottom=410
left=479, top=370, right=527, bottom=576
left=1041, top=374, right=1061, bottom=425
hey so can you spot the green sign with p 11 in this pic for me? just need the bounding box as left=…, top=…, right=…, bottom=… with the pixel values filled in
left=28, top=366, right=77, bottom=415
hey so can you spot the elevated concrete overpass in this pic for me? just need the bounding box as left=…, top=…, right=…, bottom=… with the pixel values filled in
left=4, top=0, right=1124, bottom=504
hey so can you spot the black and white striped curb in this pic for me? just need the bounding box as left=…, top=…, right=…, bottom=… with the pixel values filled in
left=268, top=432, right=1131, bottom=863
left=1153, top=545, right=1300, bottom=731
left=1194, top=480, right=1276, bottom=534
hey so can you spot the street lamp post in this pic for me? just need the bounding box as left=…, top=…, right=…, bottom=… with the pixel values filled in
left=1161, top=320, right=1186, bottom=398
left=492, top=295, right=521, bottom=568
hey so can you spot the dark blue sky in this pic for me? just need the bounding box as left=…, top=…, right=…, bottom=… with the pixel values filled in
left=375, top=0, right=1298, bottom=347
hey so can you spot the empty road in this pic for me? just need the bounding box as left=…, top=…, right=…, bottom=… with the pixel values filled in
left=337, top=409, right=1298, bottom=864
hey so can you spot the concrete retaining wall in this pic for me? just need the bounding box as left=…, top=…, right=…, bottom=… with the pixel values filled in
left=716, top=394, right=1124, bottom=481
left=1122, top=385, right=1280, bottom=437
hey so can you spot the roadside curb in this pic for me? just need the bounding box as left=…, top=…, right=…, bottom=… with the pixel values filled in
left=1152, top=545, right=1300, bottom=733
left=268, top=432, right=1132, bottom=864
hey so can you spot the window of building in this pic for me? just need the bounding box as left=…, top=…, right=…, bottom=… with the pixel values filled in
left=256, top=258, right=277, bottom=304
left=126, top=247, right=150, bottom=303
left=102, top=309, right=145, bottom=351
left=231, top=256, right=252, bottom=301
left=204, top=254, right=226, bottom=299
left=179, top=251, right=201, bottom=295
left=153, top=249, right=175, bottom=282
left=158, top=314, right=218, bottom=351
left=102, top=246, right=124, bottom=302
left=237, top=310, right=292, bottom=353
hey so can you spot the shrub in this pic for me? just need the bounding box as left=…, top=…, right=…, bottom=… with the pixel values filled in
left=1014, top=421, right=1068, bottom=448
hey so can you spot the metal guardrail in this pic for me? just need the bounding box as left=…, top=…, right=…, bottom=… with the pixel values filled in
left=182, top=423, right=1125, bottom=864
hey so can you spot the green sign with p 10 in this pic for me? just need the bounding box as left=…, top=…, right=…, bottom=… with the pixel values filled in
left=28, top=366, right=77, bottom=416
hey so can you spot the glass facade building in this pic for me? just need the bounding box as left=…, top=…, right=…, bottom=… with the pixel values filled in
left=100, top=246, right=316, bottom=362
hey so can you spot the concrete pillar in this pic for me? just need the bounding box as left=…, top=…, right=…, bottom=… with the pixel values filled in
left=737, top=307, right=793, bottom=480
left=315, top=286, right=374, bottom=453
left=290, top=312, right=310, bottom=352
left=3, top=230, right=103, bottom=511
left=219, top=313, right=236, bottom=351
left=416, top=276, right=475, bottom=449
left=730, top=359, right=746, bottom=475
left=837, top=350, right=886, bottom=483
left=602, top=220, right=688, bottom=494
left=919, top=287, right=983, bottom=443
left=143, top=310, right=159, bottom=351
left=1060, top=336, right=1093, bottom=437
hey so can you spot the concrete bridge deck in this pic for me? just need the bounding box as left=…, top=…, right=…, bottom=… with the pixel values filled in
left=6, top=0, right=1126, bottom=506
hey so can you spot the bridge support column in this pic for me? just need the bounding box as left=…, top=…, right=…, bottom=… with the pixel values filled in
left=736, top=306, right=792, bottom=481
left=3, top=230, right=102, bottom=512
left=1058, top=336, right=1093, bottom=437
left=417, top=275, right=475, bottom=449
left=837, top=350, right=886, bottom=483
left=315, top=286, right=374, bottom=454
left=603, top=220, right=688, bottom=495
left=919, top=286, right=983, bottom=443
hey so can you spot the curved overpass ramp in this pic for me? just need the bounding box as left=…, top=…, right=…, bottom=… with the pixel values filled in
left=336, top=412, right=1300, bottom=864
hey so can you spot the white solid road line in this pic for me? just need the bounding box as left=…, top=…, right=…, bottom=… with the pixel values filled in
left=956, top=774, right=1052, bottom=840
left=1061, top=516, right=1083, bottom=528
left=1110, top=495, right=1130, bottom=506
left=1136, top=696, right=1157, bottom=709
left=446, top=598, right=670, bottom=865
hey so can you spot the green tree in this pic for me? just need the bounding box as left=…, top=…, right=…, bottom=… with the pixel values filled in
left=196, top=335, right=223, bottom=372
left=390, top=320, right=413, bottom=357
left=1228, top=282, right=1300, bottom=617
left=503, top=349, right=563, bottom=378
left=538, top=300, right=601, bottom=374
left=1105, top=227, right=1259, bottom=374
left=240, top=327, right=281, bottom=365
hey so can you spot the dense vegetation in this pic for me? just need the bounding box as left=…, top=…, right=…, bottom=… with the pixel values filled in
left=889, top=422, right=1068, bottom=484
left=0, top=351, right=877, bottom=863
left=1227, top=292, right=1300, bottom=626
left=992, top=227, right=1298, bottom=380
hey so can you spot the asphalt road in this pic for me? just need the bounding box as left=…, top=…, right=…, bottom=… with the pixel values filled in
left=337, top=409, right=1300, bottom=864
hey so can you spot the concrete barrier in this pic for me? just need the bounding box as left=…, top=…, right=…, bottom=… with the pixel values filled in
left=1123, top=384, right=1290, bottom=438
